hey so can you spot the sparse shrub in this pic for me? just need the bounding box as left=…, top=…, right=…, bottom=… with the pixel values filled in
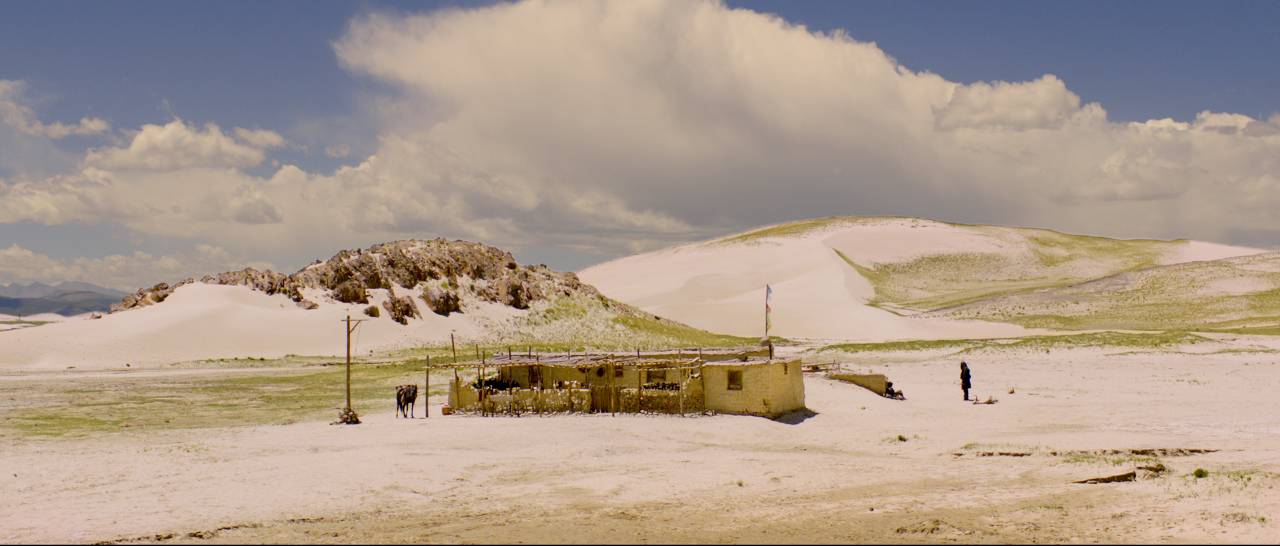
left=364, top=305, right=380, bottom=318
left=897, top=434, right=909, bottom=442
left=333, top=280, right=368, bottom=304
left=1193, top=468, right=1209, bottom=479
left=736, top=480, right=744, bottom=487
left=1008, top=387, right=1016, bottom=394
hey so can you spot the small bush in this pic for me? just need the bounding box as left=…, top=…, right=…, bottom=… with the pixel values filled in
left=333, top=280, right=368, bottom=304
left=897, top=434, right=909, bottom=442
left=1193, top=468, right=1209, bottom=479
left=364, top=305, right=380, bottom=318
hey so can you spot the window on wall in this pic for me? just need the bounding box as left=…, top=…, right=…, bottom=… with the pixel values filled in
left=614, top=366, right=624, bottom=378
left=727, top=370, right=743, bottom=391
left=645, top=369, right=667, bottom=383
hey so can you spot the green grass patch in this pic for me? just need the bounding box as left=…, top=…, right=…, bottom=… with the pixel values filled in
left=0, top=319, right=54, bottom=326
left=610, top=314, right=754, bottom=348
left=821, top=331, right=1209, bottom=355
left=3, top=360, right=460, bottom=439
left=714, top=216, right=862, bottom=245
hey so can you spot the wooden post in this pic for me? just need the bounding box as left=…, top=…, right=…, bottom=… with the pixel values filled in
left=344, top=315, right=352, bottom=412
left=679, top=367, right=685, bottom=417
left=508, top=346, right=512, bottom=360
left=636, top=365, right=643, bottom=413
left=527, top=346, right=532, bottom=358
left=451, top=332, right=457, bottom=363
left=424, top=356, right=430, bottom=419
left=341, top=315, right=365, bottom=415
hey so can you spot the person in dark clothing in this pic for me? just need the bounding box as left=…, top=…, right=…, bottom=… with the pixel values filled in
left=960, top=361, right=972, bottom=401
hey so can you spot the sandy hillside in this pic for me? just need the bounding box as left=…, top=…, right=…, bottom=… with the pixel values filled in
left=0, top=283, right=502, bottom=370
left=579, top=217, right=1264, bottom=340
left=935, top=251, right=1280, bottom=331
left=1, top=344, right=1276, bottom=543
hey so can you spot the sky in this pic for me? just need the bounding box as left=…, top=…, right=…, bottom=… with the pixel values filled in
left=1, top=0, right=1278, bottom=290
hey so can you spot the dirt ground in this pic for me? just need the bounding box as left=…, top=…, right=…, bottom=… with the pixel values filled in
left=1, top=349, right=1278, bottom=543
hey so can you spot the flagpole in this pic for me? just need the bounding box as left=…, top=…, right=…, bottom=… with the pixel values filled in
left=764, top=285, right=769, bottom=339
left=764, top=285, right=774, bottom=360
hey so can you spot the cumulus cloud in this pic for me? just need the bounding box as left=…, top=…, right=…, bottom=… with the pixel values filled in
left=0, top=243, right=274, bottom=292
left=233, top=127, right=287, bottom=149
left=0, top=80, right=110, bottom=139
left=2, top=0, right=1280, bottom=290
left=935, top=75, right=1096, bottom=130
left=85, top=120, right=269, bottom=170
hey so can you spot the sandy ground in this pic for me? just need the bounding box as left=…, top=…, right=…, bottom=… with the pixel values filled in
left=0, top=284, right=514, bottom=370
left=2, top=349, right=1277, bottom=544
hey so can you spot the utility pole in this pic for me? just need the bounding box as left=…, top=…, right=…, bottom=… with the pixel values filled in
left=339, top=314, right=366, bottom=422
left=450, top=332, right=457, bottom=364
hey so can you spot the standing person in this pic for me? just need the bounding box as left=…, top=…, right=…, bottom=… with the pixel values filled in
left=960, top=361, right=972, bottom=401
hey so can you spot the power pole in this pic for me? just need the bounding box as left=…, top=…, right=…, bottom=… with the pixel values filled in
left=343, top=314, right=366, bottom=415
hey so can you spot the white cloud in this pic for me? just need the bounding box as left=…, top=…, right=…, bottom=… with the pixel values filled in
left=85, top=119, right=269, bottom=170
left=233, top=127, right=287, bottom=149
left=935, top=75, right=1095, bottom=130
left=0, top=80, right=110, bottom=139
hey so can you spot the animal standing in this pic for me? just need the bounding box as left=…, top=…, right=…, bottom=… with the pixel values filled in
left=396, top=384, right=419, bottom=418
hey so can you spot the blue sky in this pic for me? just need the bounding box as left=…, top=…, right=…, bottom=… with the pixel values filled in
left=1, top=0, right=1278, bottom=288
left=5, top=0, right=1276, bottom=148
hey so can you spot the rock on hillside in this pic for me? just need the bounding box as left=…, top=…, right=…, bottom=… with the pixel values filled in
left=112, top=239, right=596, bottom=323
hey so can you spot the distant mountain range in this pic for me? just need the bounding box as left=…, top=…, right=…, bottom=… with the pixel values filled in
left=0, top=282, right=127, bottom=316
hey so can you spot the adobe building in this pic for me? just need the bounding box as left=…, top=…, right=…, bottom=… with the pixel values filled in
left=442, top=350, right=805, bottom=419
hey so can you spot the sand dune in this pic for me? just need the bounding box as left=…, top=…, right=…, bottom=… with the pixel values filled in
left=580, top=217, right=1264, bottom=340
left=0, top=283, right=504, bottom=370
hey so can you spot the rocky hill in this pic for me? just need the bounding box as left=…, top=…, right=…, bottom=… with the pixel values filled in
left=114, top=239, right=589, bottom=322
left=99, top=239, right=747, bottom=355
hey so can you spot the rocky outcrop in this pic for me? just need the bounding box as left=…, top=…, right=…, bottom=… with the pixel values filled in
left=381, top=290, right=420, bottom=325
left=110, top=282, right=175, bottom=313
left=424, top=286, right=462, bottom=316
left=112, top=239, right=598, bottom=326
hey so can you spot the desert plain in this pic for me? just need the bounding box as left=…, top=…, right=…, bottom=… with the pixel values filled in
left=2, top=339, right=1278, bottom=543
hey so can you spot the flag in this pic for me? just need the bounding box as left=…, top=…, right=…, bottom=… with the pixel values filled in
left=764, top=284, right=772, bottom=338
